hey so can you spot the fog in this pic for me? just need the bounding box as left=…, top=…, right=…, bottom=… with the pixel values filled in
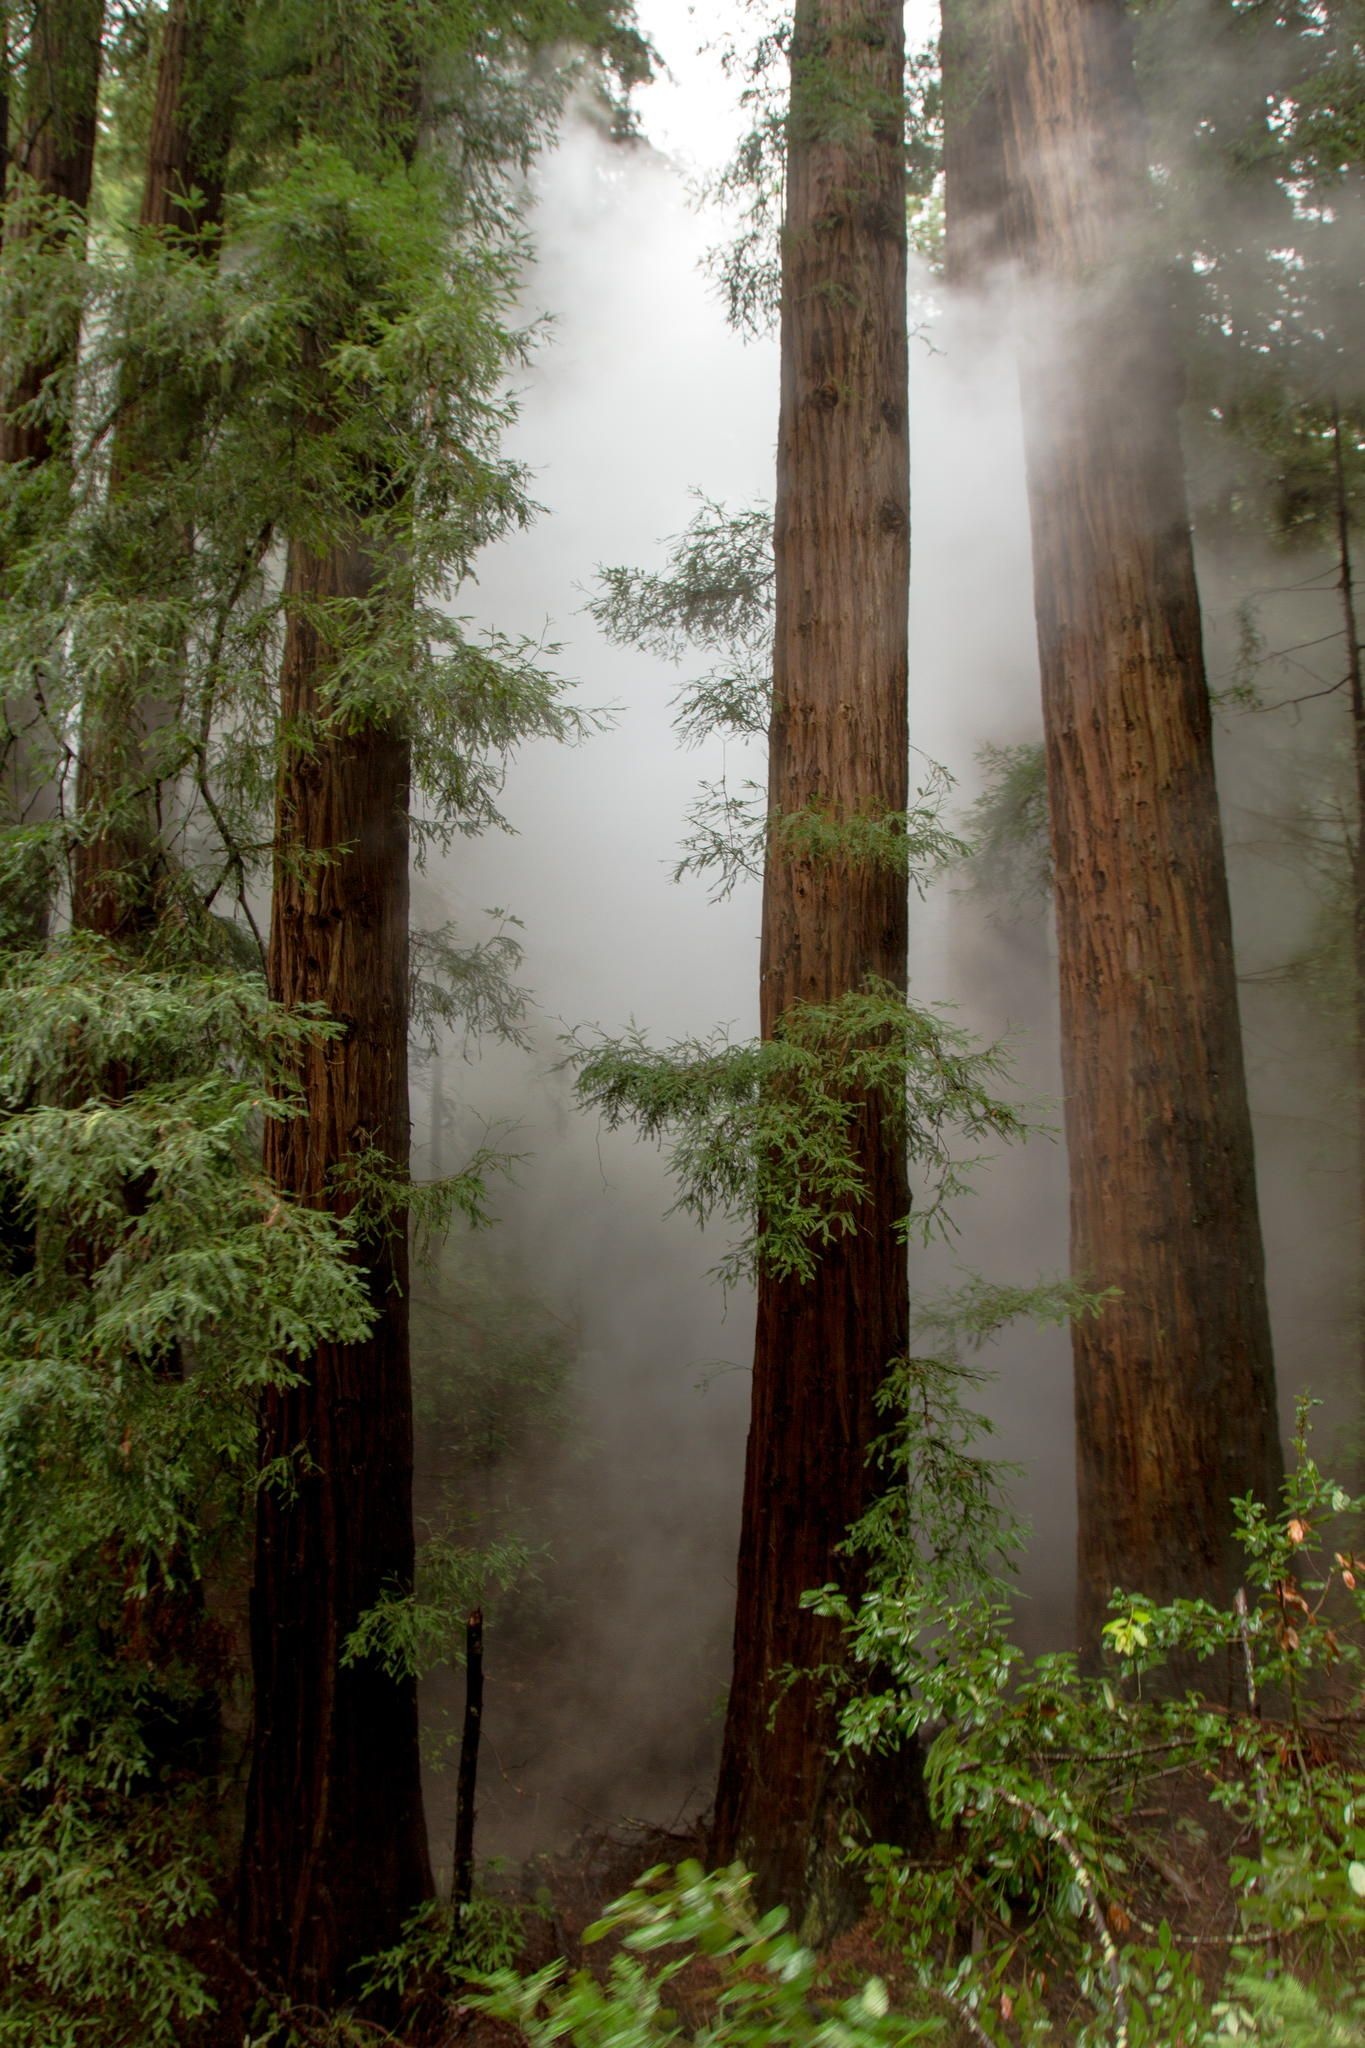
left=408, top=0, right=1359, bottom=1876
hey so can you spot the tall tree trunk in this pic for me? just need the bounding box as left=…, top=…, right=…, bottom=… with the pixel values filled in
left=1, top=0, right=103, bottom=940
left=72, top=0, right=238, bottom=941
left=993, top=0, right=1283, bottom=1644
left=238, top=538, right=432, bottom=1999
left=137, top=0, right=232, bottom=238
left=710, top=0, right=916, bottom=1934
left=0, top=0, right=102, bottom=465
left=237, top=10, right=433, bottom=1997
left=1, top=9, right=11, bottom=205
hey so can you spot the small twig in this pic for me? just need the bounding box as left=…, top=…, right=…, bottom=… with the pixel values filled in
left=210, top=1936, right=401, bottom=2045
left=1125, top=1902, right=1280, bottom=1948
left=994, top=1791, right=1129, bottom=2048
left=1234, top=1587, right=1260, bottom=1719
left=187, top=525, right=273, bottom=964
left=1234, top=1589, right=1280, bottom=1966
left=1029, top=1735, right=1195, bottom=1767
left=1251, top=672, right=1349, bottom=713
left=929, top=1981, right=997, bottom=2048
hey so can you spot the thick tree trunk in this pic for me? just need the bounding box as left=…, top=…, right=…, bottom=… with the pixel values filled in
left=137, top=0, right=232, bottom=238
left=0, top=0, right=102, bottom=466
left=72, top=0, right=238, bottom=941
left=710, top=0, right=917, bottom=1933
left=1, top=0, right=103, bottom=941
left=239, top=538, right=432, bottom=1999
left=994, top=0, right=1282, bottom=1643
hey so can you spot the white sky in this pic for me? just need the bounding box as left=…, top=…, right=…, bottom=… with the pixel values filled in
left=631, top=0, right=943, bottom=172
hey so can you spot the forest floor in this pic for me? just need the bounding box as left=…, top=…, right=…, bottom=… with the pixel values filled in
left=186, top=1761, right=1303, bottom=2047
left=424, top=1780, right=1246, bottom=2048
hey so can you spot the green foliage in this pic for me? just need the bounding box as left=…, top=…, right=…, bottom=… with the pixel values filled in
left=359, top=1887, right=539, bottom=2004
left=470, top=1861, right=942, bottom=2046
left=0, top=1, right=652, bottom=2034
left=1211, top=1968, right=1365, bottom=2045
left=809, top=1277, right=1108, bottom=1752
left=0, top=942, right=373, bottom=2041
left=1, top=3, right=631, bottom=940
left=958, top=744, right=1051, bottom=921
left=775, top=789, right=971, bottom=882
left=330, top=1138, right=518, bottom=1253
left=829, top=1401, right=1365, bottom=2046
left=569, top=980, right=1028, bottom=1289
left=411, top=911, right=533, bottom=1054
left=0, top=1793, right=219, bottom=2048
left=591, top=494, right=773, bottom=895
left=676, top=781, right=973, bottom=903
left=699, top=13, right=941, bottom=339
left=356, top=1336, right=1365, bottom=2048
left=593, top=499, right=967, bottom=899
left=342, top=1533, right=532, bottom=1682
left=1139, top=0, right=1365, bottom=422
left=591, top=495, right=775, bottom=733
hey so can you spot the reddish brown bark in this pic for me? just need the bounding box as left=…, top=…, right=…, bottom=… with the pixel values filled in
left=0, top=0, right=102, bottom=941
left=72, top=0, right=239, bottom=942
left=0, top=0, right=102, bottom=467
left=993, top=0, right=1282, bottom=1643
left=710, top=0, right=917, bottom=1931
left=238, top=539, right=432, bottom=1998
left=137, top=0, right=232, bottom=238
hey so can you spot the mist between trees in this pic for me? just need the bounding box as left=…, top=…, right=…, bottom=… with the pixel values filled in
left=0, top=0, right=1363, bottom=2044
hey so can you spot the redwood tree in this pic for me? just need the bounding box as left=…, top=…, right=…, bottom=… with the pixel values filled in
left=239, top=539, right=431, bottom=1993
left=236, top=24, right=432, bottom=1994
left=1, top=0, right=104, bottom=941
left=710, top=0, right=916, bottom=1930
left=0, top=0, right=102, bottom=468
left=235, top=0, right=648, bottom=1992
left=991, top=0, right=1283, bottom=1641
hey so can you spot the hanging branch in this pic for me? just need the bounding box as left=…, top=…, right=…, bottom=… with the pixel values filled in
left=994, top=1789, right=1129, bottom=2048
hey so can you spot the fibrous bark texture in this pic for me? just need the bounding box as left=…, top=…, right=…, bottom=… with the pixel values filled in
left=0, top=0, right=103, bottom=467
left=1, top=0, right=103, bottom=941
left=710, top=0, right=916, bottom=1932
left=239, top=539, right=432, bottom=1998
left=137, top=0, right=233, bottom=238
left=994, top=0, right=1283, bottom=1642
